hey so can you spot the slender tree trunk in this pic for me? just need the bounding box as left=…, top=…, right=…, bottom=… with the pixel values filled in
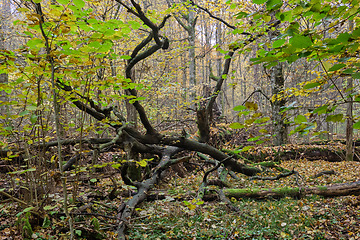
left=0, top=1, right=9, bottom=116
left=188, top=7, right=196, bottom=104
left=0, top=1, right=12, bottom=139
left=346, top=20, right=354, bottom=161
left=270, top=62, right=288, bottom=146
left=0, top=29, right=8, bottom=114
left=216, top=21, right=223, bottom=116
left=346, top=77, right=353, bottom=161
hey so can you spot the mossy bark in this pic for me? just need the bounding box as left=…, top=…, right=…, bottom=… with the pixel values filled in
left=223, top=181, right=360, bottom=199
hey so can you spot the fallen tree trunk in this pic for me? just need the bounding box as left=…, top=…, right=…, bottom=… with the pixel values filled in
left=240, top=145, right=360, bottom=162
left=116, top=146, right=182, bottom=240
left=223, top=181, right=360, bottom=199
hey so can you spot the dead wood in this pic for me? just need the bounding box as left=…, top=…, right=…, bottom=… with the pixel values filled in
left=223, top=181, right=360, bottom=199
left=240, top=145, right=360, bottom=162
left=312, top=170, right=337, bottom=178
left=250, top=170, right=298, bottom=181
left=116, top=146, right=181, bottom=240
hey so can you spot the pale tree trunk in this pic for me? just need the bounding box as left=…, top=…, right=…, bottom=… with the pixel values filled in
left=270, top=62, right=288, bottom=146
left=268, top=23, right=288, bottom=146
left=346, top=20, right=354, bottom=161
left=0, top=0, right=9, bottom=119
left=188, top=8, right=196, bottom=103
left=216, top=21, right=223, bottom=116
left=126, top=67, right=138, bottom=129
left=0, top=28, right=8, bottom=113
left=166, top=0, right=197, bottom=104
left=346, top=78, right=353, bottom=161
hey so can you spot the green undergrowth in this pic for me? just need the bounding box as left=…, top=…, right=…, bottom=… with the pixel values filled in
left=129, top=194, right=359, bottom=239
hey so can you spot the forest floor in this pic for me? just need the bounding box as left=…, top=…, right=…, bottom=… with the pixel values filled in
left=0, top=147, right=360, bottom=239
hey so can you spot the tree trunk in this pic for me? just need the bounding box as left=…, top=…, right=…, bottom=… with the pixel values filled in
left=346, top=77, right=353, bottom=161
left=188, top=9, right=196, bottom=104
left=346, top=20, right=354, bottom=161
left=270, top=62, right=288, bottom=146
left=0, top=3, right=9, bottom=116
left=223, top=181, right=360, bottom=199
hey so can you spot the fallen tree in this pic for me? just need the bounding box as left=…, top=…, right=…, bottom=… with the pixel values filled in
left=223, top=181, right=360, bottom=199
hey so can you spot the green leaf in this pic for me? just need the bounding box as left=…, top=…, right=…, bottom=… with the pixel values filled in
left=128, top=20, right=141, bottom=30
left=75, top=230, right=82, bottom=236
left=42, top=217, right=51, bottom=228
left=240, top=146, right=254, bottom=152
left=26, top=105, right=37, bottom=111
left=336, top=33, right=350, bottom=43
left=326, top=114, right=343, bottom=122
left=313, top=105, right=328, bottom=114
left=266, top=0, right=283, bottom=10
left=352, top=72, right=360, bottom=79
left=196, top=200, right=204, bottom=205
left=248, top=136, right=261, bottom=142
left=27, top=38, right=43, bottom=49
left=328, top=63, right=346, bottom=71
left=30, top=114, right=38, bottom=124
left=294, top=115, right=307, bottom=123
left=91, top=217, right=100, bottom=231
left=90, top=178, right=97, bottom=183
left=4, top=126, right=13, bottom=131
left=19, top=110, right=30, bottom=116
left=236, top=12, right=248, bottom=18
left=43, top=205, right=56, bottom=210
left=290, top=35, right=313, bottom=49
left=57, top=0, right=70, bottom=4
left=98, top=41, right=113, bottom=52
left=252, top=0, right=267, bottom=4
left=120, top=55, right=131, bottom=60
left=229, top=122, right=245, bottom=129
left=23, top=206, right=35, bottom=213
left=352, top=27, right=360, bottom=37
left=303, top=82, right=321, bottom=89
left=73, top=0, right=85, bottom=9
left=17, top=7, right=30, bottom=12
left=233, top=105, right=246, bottom=111
left=342, top=68, right=355, bottom=74
left=111, top=163, right=121, bottom=169
left=353, top=121, right=360, bottom=129
left=272, top=39, right=286, bottom=48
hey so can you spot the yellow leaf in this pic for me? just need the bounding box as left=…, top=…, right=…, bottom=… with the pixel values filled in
left=60, top=25, right=71, bottom=34
left=137, top=159, right=147, bottom=167
left=50, top=155, right=56, bottom=163
left=245, top=101, right=258, bottom=111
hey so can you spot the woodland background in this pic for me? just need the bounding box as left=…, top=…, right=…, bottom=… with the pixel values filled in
left=0, top=0, right=359, bottom=239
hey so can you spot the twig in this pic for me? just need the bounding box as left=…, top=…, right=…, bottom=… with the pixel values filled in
left=250, top=170, right=297, bottom=180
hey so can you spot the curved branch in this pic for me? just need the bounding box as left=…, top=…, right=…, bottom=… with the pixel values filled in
left=162, top=136, right=261, bottom=176
left=117, top=146, right=182, bottom=239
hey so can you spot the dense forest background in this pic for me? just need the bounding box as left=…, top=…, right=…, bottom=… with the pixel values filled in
left=0, top=0, right=359, bottom=239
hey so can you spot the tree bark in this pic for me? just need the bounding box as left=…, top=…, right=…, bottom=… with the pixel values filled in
left=346, top=77, right=353, bottom=161
left=270, top=62, right=288, bottom=146
left=223, top=181, right=360, bottom=199
left=345, top=20, right=354, bottom=161
left=0, top=4, right=9, bottom=118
